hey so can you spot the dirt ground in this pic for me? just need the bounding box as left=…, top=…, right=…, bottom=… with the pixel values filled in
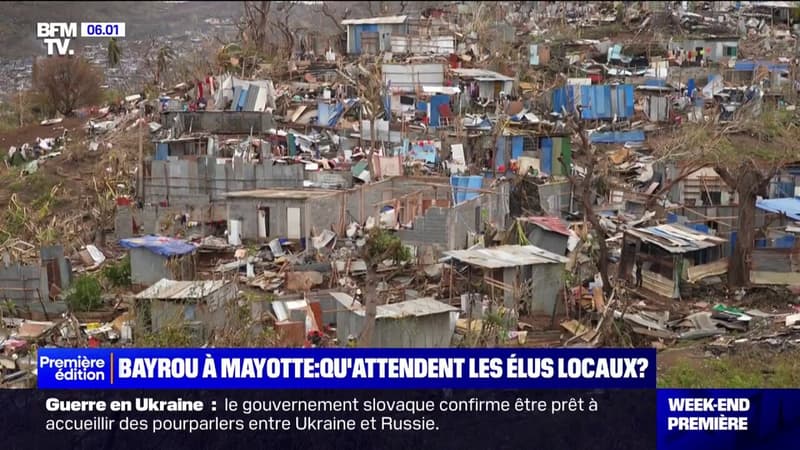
left=0, top=116, right=88, bottom=149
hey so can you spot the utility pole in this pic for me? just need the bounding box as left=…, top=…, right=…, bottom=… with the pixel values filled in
left=138, top=105, right=143, bottom=202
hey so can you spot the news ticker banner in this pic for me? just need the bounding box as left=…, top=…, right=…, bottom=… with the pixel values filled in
left=28, top=348, right=800, bottom=450
left=36, top=348, right=656, bottom=389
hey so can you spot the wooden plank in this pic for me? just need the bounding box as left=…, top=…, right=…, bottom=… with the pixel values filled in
left=750, top=271, right=800, bottom=285
left=686, top=258, right=729, bottom=283
left=560, top=320, right=597, bottom=342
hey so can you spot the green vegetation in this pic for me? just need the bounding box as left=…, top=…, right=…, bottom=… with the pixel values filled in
left=66, top=275, right=104, bottom=312
left=102, top=255, right=132, bottom=287
left=364, top=228, right=411, bottom=265
left=137, top=324, right=197, bottom=348
left=658, top=352, right=800, bottom=388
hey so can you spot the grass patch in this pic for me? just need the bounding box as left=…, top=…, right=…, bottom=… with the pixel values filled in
left=658, top=350, right=800, bottom=388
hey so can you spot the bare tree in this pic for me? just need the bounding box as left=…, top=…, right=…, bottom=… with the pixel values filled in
left=317, top=2, right=349, bottom=34
left=559, top=108, right=613, bottom=296
left=33, top=57, right=103, bottom=116
left=358, top=228, right=410, bottom=346
left=659, top=108, right=800, bottom=288
left=239, top=1, right=271, bottom=52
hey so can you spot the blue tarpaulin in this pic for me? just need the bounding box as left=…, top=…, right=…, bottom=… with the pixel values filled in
left=590, top=130, right=646, bottom=144
left=451, top=176, right=483, bottom=204
left=756, top=197, right=800, bottom=221
left=119, top=235, right=197, bottom=257
left=406, top=141, right=437, bottom=163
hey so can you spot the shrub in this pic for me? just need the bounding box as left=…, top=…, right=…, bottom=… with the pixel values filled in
left=102, top=255, right=132, bottom=287
left=66, top=275, right=104, bottom=312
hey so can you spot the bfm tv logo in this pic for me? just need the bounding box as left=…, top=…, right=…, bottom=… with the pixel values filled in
left=37, top=22, right=126, bottom=56
left=37, top=23, right=76, bottom=56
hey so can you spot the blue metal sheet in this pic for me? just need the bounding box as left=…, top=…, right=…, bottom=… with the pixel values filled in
left=589, top=130, right=646, bottom=144
left=429, top=95, right=449, bottom=128
left=495, top=136, right=506, bottom=168
left=236, top=88, right=248, bottom=111
left=644, top=79, right=667, bottom=87
left=734, top=60, right=789, bottom=72
left=775, top=235, right=796, bottom=248
left=451, top=176, right=482, bottom=204
left=580, top=85, right=612, bottom=120
left=511, top=136, right=524, bottom=159
left=540, top=137, right=553, bottom=175
left=155, top=143, right=168, bottom=161
left=552, top=86, right=576, bottom=115
left=318, top=102, right=332, bottom=125
left=622, top=84, right=635, bottom=118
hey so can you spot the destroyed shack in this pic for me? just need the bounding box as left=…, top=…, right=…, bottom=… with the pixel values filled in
left=134, top=278, right=236, bottom=342
left=332, top=293, right=458, bottom=347
left=678, top=36, right=739, bottom=64
left=442, top=245, right=568, bottom=315
left=450, top=68, right=514, bottom=101
left=342, top=16, right=409, bottom=55
left=0, top=243, right=71, bottom=320
left=517, top=216, right=571, bottom=255
left=620, top=224, right=728, bottom=299
left=225, top=188, right=347, bottom=243
left=119, top=236, right=197, bottom=286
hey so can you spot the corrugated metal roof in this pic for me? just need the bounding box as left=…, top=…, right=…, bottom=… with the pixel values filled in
left=376, top=298, right=458, bottom=319
left=342, top=15, right=408, bottom=25
left=522, top=216, right=571, bottom=236
left=734, top=60, right=790, bottom=72
left=451, top=68, right=514, bottom=81
left=756, top=197, right=800, bottom=221
left=135, top=279, right=230, bottom=300
left=442, top=245, right=568, bottom=269
left=331, top=293, right=457, bottom=318
left=625, top=224, right=727, bottom=254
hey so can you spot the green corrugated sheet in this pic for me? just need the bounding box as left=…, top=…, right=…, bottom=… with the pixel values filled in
left=560, top=138, right=572, bottom=175
left=288, top=133, right=296, bottom=156
left=549, top=137, right=572, bottom=176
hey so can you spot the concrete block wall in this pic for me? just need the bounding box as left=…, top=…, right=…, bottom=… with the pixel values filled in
left=396, top=180, right=510, bottom=253
left=228, top=196, right=334, bottom=241
left=146, top=158, right=305, bottom=206
left=161, top=111, right=276, bottom=134
left=0, top=263, right=48, bottom=304
left=398, top=207, right=450, bottom=250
